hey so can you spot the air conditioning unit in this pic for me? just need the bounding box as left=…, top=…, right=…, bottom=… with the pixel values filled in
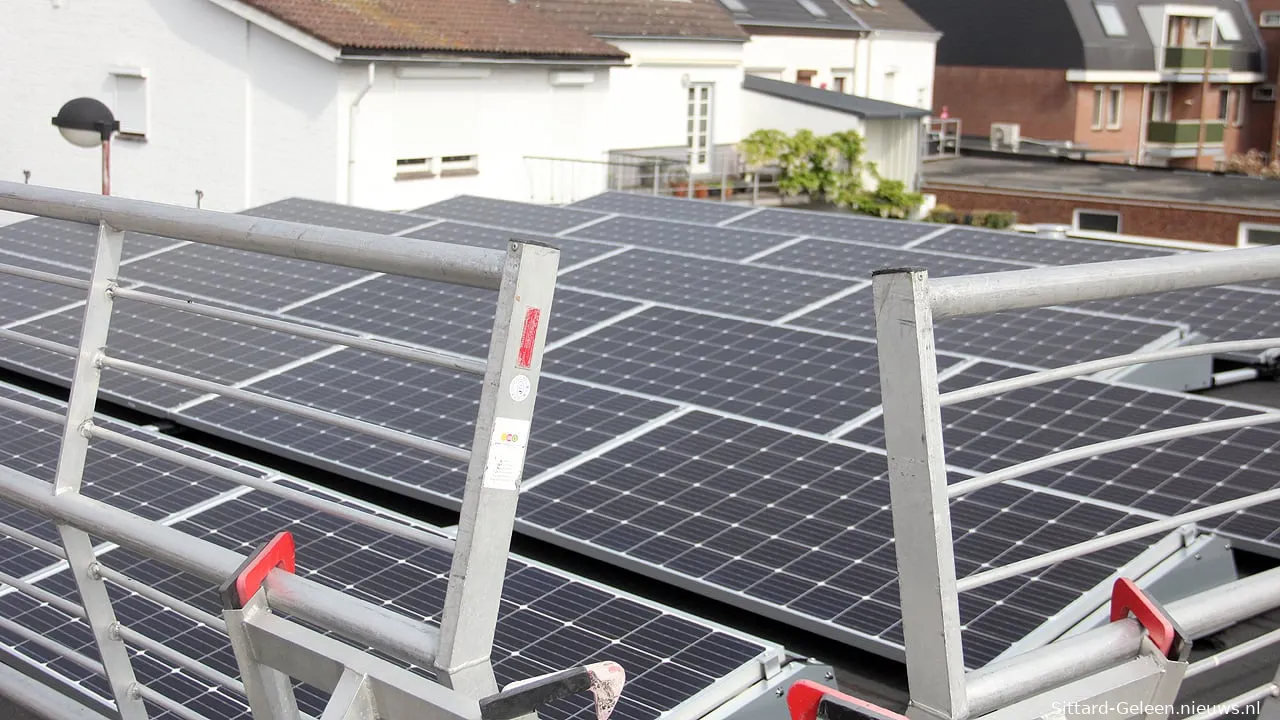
left=990, top=122, right=1021, bottom=152
left=1253, top=85, right=1276, bottom=102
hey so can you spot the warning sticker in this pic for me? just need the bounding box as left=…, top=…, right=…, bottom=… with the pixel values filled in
left=481, top=417, right=532, bottom=491
left=516, top=307, right=541, bottom=369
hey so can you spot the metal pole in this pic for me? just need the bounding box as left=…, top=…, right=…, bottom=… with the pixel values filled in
left=872, top=268, right=967, bottom=720
left=50, top=220, right=147, bottom=720
left=435, top=239, right=560, bottom=699
left=652, top=160, right=660, bottom=195
left=101, top=138, right=111, bottom=196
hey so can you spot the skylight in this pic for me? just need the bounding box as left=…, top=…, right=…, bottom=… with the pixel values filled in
left=1094, top=2, right=1127, bottom=37
left=1217, top=10, right=1242, bottom=42
left=796, top=0, right=828, bottom=18
left=720, top=0, right=749, bottom=11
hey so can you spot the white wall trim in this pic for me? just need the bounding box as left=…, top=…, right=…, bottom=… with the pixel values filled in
left=1073, top=207, right=1123, bottom=234
left=1238, top=221, right=1280, bottom=247
left=633, top=58, right=744, bottom=67
left=1067, top=69, right=1160, bottom=83
left=204, top=0, right=341, bottom=61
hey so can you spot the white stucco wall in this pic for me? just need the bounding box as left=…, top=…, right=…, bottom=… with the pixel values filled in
left=742, top=35, right=857, bottom=92
left=854, top=31, right=938, bottom=110
left=345, top=64, right=613, bottom=210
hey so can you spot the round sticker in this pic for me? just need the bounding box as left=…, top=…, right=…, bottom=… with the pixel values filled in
left=509, top=375, right=531, bottom=402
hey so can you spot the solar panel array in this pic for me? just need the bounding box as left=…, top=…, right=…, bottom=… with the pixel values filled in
left=2, top=191, right=1280, bottom=671
left=0, top=381, right=776, bottom=720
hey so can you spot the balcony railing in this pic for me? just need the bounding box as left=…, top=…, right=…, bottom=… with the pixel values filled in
left=1148, top=119, right=1224, bottom=144
left=1163, top=46, right=1232, bottom=71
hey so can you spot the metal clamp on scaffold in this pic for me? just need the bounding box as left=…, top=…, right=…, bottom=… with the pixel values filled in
left=787, top=679, right=907, bottom=720
left=481, top=661, right=626, bottom=720
left=1110, top=578, right=1190, bottom=661
left=217, top=531, right=297, bottom=610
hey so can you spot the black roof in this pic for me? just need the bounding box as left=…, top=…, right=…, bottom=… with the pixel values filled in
left=716, top=0, right=867, bottom=32
left=901, top=0, right=1260, bottom=71
left=744, top=75, right=931, bottom=118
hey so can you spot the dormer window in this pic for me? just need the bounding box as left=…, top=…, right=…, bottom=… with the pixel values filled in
left=796, top=0, right=827, bottom=18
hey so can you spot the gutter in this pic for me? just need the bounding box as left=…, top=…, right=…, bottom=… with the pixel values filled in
left=347, top=62, right=375, bottom=205
left=340, top=53, right=628, bottom=66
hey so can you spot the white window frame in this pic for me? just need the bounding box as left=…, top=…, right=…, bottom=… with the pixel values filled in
left=1234, top=87, right=1246, bottom=127
left=686, top=83, right=715, bottom=174
left=1216, top=10, right=1242, bottom=42
left=1218, top=88, right=1230, bottom=122
left=1095, top=2, right=1128, bottom=37
left=1073, top=208, right=1122, bottom=233
left=1149, top=86, right=1172, bottom=122
left=439, top=154, right=479, bottom=177
left=1106, top=86, right=1123, bottom=129
left=109, top=67, right=149, bottom=139
left=1092, top=86, right=1106, bottom=130
left=1262, top=11, right=1280, bottom=28
left=1238, top=222, right=1280, bottom=247
left=394, top=156, right=435, bottom=181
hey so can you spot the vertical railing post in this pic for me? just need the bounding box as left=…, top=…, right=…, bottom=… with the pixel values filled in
left=652, top=161, right=660, bottom=195
left=52, top=221, right=149, bottom=720
left=872, top=268, right=967, bottom=720
left=1259, top=661, right=1280, bottom=719
left=435, top=239, right=560, bottom=701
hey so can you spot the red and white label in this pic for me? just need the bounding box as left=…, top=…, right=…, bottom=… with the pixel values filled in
left=516, top=307, right=541, bottom=369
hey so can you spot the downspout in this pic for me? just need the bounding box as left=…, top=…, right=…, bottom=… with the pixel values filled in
left=347, top=62, right=376, bottom=205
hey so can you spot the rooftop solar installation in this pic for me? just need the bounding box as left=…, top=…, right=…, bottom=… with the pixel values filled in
left=0, top=380, right=778, bottom=720
left=3, top=190, right=1279, bottom=676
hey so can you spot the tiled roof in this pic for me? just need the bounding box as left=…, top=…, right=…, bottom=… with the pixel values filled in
left=237, top=0, right=629, bottom=58
left=526, top=0, right=748, bottom=40
left=846, top=0, right=935, bottom=34
left=718, top=0, right=866, bottom=32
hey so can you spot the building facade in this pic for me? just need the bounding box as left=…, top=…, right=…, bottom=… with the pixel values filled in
left=906, top=0, right=1266, bottom=170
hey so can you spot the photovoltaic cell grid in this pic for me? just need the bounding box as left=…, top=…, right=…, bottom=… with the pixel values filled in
left=726, top=208, right=939, bottom=246
left=0, top=256, right=88, bottom=320
left=240, top=197, right=430, bottom=235
left=545, top=305, right=950, bottom=433
left=518, top=410, right=1156, bottom=668
left=181, top=352, right=680, bottom=501
left=560, top=249, right=851, bottom=320
left=0, top=217, right=179, bottom=270
left=0, top=484, right=770, bottom=720
left=404, top=221, right=618, bottom=269
left=919, top=228, right=1178, bottom=266
left=1080, top=286, right=1280, bottom=350
left=569, top=191, right=753, bottom=225
left=413, top=195, right=605, bottom=235
left=565, top=215, right=795, bottom=260
left=754, top=237, right=1035, bottom=278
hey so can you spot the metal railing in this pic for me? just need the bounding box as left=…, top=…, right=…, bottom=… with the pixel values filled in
left=872, top=247, right=1280, bottom=719
left=522, top=153, right=784, bottom=206
left=0, top=181, right=565, bottom=719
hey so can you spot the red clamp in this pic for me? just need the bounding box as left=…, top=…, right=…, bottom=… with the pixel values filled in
left=1110, top=578, right=1188, bottom=660
left=218, top=532, right=296, bottom=610
left=787, top=680, right=907, bottom=720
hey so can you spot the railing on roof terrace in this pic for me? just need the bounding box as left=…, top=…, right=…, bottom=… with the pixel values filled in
left=873, top=247, right=1280, bottom=719
left=0, top=181, right=575, bottom=720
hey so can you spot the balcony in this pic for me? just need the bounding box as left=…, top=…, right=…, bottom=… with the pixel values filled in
left=1147, top=120, right=1224, bottom=144
left=1162, top=46, right=1232, bottom=72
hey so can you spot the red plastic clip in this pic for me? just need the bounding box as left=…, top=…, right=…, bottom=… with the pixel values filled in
left=218, top=532, right=296, bottom=610
left=787, top=680, right=907, bottom=720
left=1110, top=578, right=1175, bottom=658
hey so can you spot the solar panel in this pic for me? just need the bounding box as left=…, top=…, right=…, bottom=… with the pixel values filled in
left=0, top=257, right=88, bottom=322
left=725, top=208, right=939, bottom=246
left=241, top=197, right=430, bottom=235
left=545, top=305, right=953, bottom=433
left=1080, top=285, right=1280, bottom=351
left=412, top=195, right=605, bottom=235
left=785, top=287, right=1190, bottom=368
left=564, top=215, right=796, bottom=260
left=568, top=191, right=753, bottom=225
left=918, top=228, right=1177, bottom=265
left=403, top=222, right=616, bottom=269
left=0, top=217, right=180, bottom=269
left=752, top=238, right=1035, bottom=278
left=559, top=249, right=852, bottom=320
left=180, top=353, right=679, bottom=502
left=518, top=409, right=1158, bottom=668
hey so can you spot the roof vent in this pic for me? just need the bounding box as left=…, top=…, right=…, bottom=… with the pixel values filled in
left=1034, top=224, right=1071, bottom=239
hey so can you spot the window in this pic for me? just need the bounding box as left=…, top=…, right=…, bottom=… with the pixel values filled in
left=1216, top=10, right=1242, bottom=42
left=1239, top=223, right=1280, bottom=246
left=1168, top=16, right=1211, bottom=47
left=795, top=0, right=828, bottom=17
left=1230, top=88, right=1246, bottom=126
left=1095, top=3, right=1127, bottom=37
left=1255, top=85, right=1277, bottom=102
left=720, top=0, right=748, bottom=11
left=1262, top=11, right=1280, bottom=28
left=1150, top=86, right=1171, bottom=121
left=110, top=70, right=148, bottom=138
left=883, top=70, right=896, bottom=101
left=1074, top=209, right=1122, bottom=233
left=439, top=154, right=479, bottom=176
left=1218, top=89, right=1230, bottom=121
left=395, top=157, right=434, bottom=180
left=832, top=75, right=847, bottom=93
left=796, top=69, right=817, bottom=86
left=1106, top=86, right=1123, bottom=129
left=686, top=83, right=714, bottom=173
left=1092, top=86, right=1105, bottom=129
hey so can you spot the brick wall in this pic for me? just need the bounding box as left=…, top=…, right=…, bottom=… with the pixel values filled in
left=1072, top=83, right=1145, bottom=161
left=934, top=67, right=1076, bottom=140
left=1249, top=0, right=1280, bottom=155
left=924, top=184, right=1280, bottom=246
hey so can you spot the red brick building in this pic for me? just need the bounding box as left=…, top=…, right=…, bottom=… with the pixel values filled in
left=905, top=0, right=1270, bottom=170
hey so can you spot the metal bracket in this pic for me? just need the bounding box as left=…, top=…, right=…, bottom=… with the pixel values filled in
left=787, top=680, right=907, bottom=720
left=481, top=661, right=625, bottom=720
left=1110, top=578, right=1190, bottom=661
left=219, top=531, right=296, bottom=610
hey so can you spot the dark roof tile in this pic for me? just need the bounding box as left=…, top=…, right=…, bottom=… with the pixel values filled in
left=529, top=0, right=747, bottom=40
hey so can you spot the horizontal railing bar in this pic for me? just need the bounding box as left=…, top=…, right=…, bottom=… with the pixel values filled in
left=939, top=337, right=1280, bottom=407
left=1183, top=683, right=1278, bottom=720
left=927, top=244, right=1280, bottom=319
left=0, top=328, right=79, bottom=358
left=950, top=411, right=1280, bottom=498
left=135, top=684, right=214, bottom=720
left=0, top=181, right=506, bottom=290
left=0, top=466, right=443, bottom=673
left=0, top=614, right=105, bottom=678
left=1185, top=626, right=1280, bottom=678
left=111, top=287, right=487, bottom=376
left=98, top=355, right=472, bottom=463
left=0, top=261, right=91, bottom=291
left=87, top=424, right=457, bottom=555
left=0, top=658, right=111, bottom=720
left=0, top=567, right=84, bottom=616
left=0, top=395, right=69, bottom=426
left=118, top=626, right=245, bottom=697
left=958, top=483, right=1280, bottom=592
left=97, top=565, right=227, bottom=633
left=965, top=564, right=1280, bottom=715
left=0, top=519, right=69, bottom=558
